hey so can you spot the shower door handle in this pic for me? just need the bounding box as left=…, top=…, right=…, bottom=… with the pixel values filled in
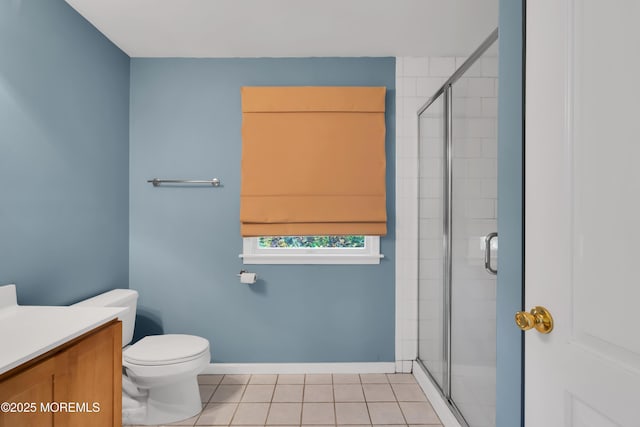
left=484, top=232, right=498, bottom=275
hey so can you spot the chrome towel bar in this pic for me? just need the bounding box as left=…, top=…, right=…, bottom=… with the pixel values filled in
left=147, top=178, right=221, bottom=187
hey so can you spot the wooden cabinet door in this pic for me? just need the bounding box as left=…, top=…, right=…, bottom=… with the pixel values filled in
left=54, top=322, right=122, bottom=427
left=0, top=357, right=55, bottom=427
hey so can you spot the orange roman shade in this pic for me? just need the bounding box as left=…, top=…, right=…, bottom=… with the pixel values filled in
left=240, top=86, right=387, bottom=237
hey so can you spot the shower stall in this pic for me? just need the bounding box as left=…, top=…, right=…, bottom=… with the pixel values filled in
left=416, top=29, right=499, bottom=427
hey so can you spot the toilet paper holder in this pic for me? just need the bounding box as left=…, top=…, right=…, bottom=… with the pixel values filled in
left=237, top=270, right=258, bottom=284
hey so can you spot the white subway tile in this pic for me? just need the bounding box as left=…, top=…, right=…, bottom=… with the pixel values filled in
left=400, top=77, right=417, bottom=97
left=419, top=239, right=443, bottom=260
left=404, top=57, right=429, bottom=76
left=466, top=158, right=497, bottom=178
left=396, top=57, right=404, bottom=77
left=464, top=78, right=495, bottom=97
left=418, top=138, right=444, bottom=159
left=481, top=178, right=498, bottom=198
left=419, top=178, right=442, bottom=198
left=420, top=117, right=443, bottom=138
left=397, top=157, right=418, bottom=178
left=481, top=97, right=498, bottom=118
left=482, top=56, right=499, bottom=77
left=455, top=56, right=468, bottom=69
left=418, top=158, right=442, bottom=178
left=465, top=118, right=497, bottom=138
left=418, top=259, right=443, bottom=280
left=397, top=178, right=418, bottom=199
left=463, top=60, right=483, bottom=77
left=395, top=136, right=411, bottom=158
left=453, top=178, right=482, bottom=198
left=482, top=138, right=497, bottom=158
left=452, top=158, right=469, bottom=178
left=453, top=138, right=483, bottom=158
left=404, top=319, right=418, bottom=338
left=452, top=97, right=482, bottom=117
left=404, top=116, right=418, bottom=138
left=465, top=199, right=495, bottom=219
left=418, top=279, right=443, bottom=300
left=429, top=57, right=456, bottom=77
left=419, top=219, right=443, bottom=239
left=419, top=199, right=442, bottom=219
left=466, top=219, right=497, bottom=235
left=403, top=96, right=425, bottom=116
left=402, top=341, right=418, bottom=360
left=416, top=77, right=446, bottom=97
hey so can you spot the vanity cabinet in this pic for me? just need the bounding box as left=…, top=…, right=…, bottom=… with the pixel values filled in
left=0, top=320, right=122, bottom=427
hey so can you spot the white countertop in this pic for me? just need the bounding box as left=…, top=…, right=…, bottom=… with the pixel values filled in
left=0, top=305, right=125, bottom=375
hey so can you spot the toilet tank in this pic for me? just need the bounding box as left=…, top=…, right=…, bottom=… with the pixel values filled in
left=72, top=289, right=138, bottom=347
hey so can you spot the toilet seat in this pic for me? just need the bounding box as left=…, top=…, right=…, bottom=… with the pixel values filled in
left=124, top=334, right=209, bottom=366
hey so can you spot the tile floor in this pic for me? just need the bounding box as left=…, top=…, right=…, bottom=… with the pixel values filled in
left=124, top=373, right=442, bottom=427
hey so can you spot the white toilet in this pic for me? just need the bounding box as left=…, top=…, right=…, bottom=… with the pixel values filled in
left=74, top=289, right=210, bottom=425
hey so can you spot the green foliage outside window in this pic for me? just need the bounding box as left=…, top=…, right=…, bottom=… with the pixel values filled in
left=258, top=236, right=365, bottom=248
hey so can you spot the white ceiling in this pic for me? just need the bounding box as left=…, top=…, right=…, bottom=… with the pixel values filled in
left=65, top=0, right=498, bottom=58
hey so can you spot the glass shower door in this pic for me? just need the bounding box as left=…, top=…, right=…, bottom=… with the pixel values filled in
left=449, top=48, right=498, bottom=427
left=417, top=94, right=446, bottom=391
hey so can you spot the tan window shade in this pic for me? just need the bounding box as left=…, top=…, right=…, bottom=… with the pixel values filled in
left=240, top=86, right=387, bottom=237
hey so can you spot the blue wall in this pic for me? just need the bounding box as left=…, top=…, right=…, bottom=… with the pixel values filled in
left=129, top=58, right=395, bottom=362
left=496, top=0, right=524, bottom=426
left=0, top=0, right=130, bottom=305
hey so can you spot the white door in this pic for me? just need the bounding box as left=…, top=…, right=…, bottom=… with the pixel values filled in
left=526, top=1, right=640, bottom=426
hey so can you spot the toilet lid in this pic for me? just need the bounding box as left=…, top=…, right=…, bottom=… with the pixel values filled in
left=124, top=334, right=209, bottom=366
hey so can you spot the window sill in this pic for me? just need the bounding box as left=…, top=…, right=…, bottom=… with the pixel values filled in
left=239, top=254, right=384, bottom=265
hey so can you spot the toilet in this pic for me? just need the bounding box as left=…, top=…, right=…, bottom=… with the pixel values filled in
left=73, top=289, right=210, bottom=425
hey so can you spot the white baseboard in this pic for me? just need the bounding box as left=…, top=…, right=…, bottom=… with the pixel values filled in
left=202, top=362, right=396, bottom=375
left=412, top=361, right=462, bottom=427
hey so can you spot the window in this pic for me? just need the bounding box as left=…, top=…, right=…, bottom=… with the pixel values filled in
left=241, top=235, right=382, bottom=265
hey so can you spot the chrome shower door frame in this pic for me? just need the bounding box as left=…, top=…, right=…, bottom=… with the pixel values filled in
left=417, top=28, right=499, bottom=427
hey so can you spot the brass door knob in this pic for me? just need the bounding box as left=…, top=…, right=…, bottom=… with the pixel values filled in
left=515, top=306, right=554, bottom=334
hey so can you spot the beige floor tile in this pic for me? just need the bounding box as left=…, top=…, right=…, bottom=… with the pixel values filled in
left=198, top=374, right=224, bottom=385
left=277, top=374, right=305, bottom=384
left=305, top=374, right=332, bottom=384
left=334, top=384, right=365, bottom=402
left=408, top=424, right=440, bottom=427
left=222, top=374, right=251, bottom=385
left=335, top=402, right=371, bottom=425
left=211, top=384, right=246, bottom=403
left=164, top=404, right=206, bottom=425
left=367, top=402, right=406, bottom=424
left=360, top=374, right=389, bottom=384
left=304, top=384, right=334, bottom=402
left=231, top=402, right=270, bottom=425
left=266, top=403, right=302, bottom=425
left=391, top=384, right=427, bottom=402
left=386, top=374, right=416, bottom=384
left=302, top=402, right=335, bottom=424
left=249, top=374, right=278, bottom=385
left=333, top=374, right=361, bottom=384
left=241, top=384, right=275, bottom=402
left=273, top=384, right=304, bottom=402
left=196, top=403, right=238, bottom=425
left=363, top=384, right=396, bottom=402
left=398, top=402, right=440, bottom=425
left=199, top=384, right=217, bottom=403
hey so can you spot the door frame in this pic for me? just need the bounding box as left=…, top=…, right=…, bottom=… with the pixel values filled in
left=496, top=0, right=525, bottom=426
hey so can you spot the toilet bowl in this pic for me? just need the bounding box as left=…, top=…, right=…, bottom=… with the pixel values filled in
left=73, top=289, right=210, bottom=425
